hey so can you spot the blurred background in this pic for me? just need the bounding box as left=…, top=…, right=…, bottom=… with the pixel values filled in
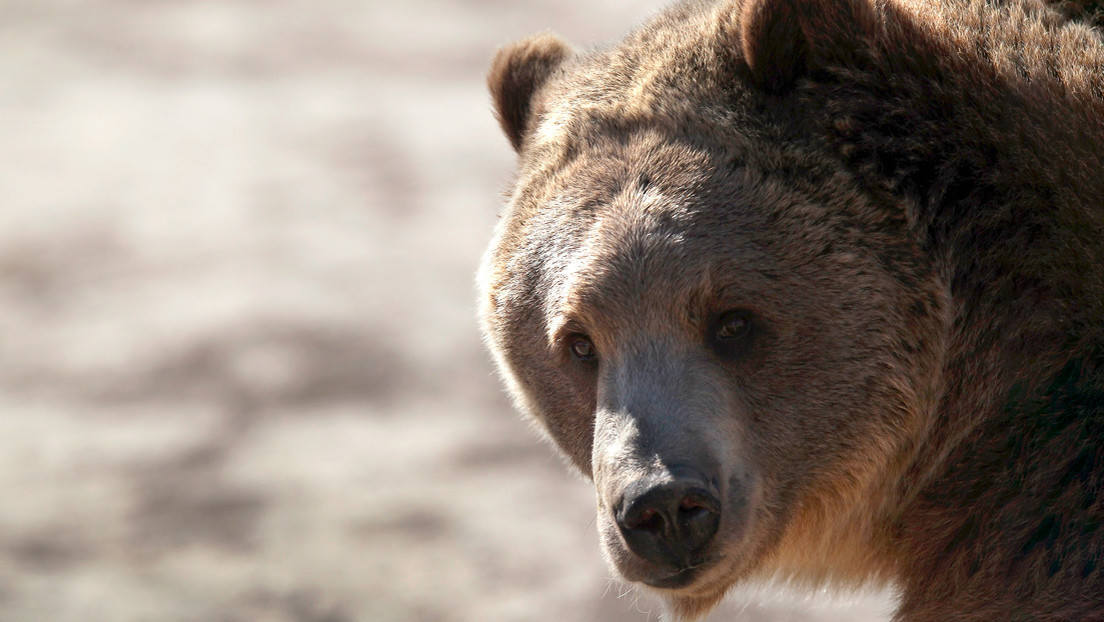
left=0, top=0, right=893, bottom=620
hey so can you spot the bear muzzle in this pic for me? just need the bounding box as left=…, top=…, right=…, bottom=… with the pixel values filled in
left=589, top=341, right=748, bottom=590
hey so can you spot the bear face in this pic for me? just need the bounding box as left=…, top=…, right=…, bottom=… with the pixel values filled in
left=480, top=130, right=944, bottom=605
left=481, top=0, right=1104, bottom=618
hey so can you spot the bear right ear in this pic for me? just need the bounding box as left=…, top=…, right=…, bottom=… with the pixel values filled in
left=738, top=0, right=876, bottom=94
left=487, top=33, right=572, bottom=153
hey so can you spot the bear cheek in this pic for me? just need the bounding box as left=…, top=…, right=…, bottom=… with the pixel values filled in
left=514, top=354, right=599, bottom=475
left=504, top=360, right=596, bottom=475
left=481, top=300, right=598, bottom=476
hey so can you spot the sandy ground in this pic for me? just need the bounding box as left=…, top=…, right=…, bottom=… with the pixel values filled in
left=0, top=1, right=895, bottom=620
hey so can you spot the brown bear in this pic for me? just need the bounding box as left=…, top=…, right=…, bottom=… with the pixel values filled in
left=477, top=0, right=1104, bottom=619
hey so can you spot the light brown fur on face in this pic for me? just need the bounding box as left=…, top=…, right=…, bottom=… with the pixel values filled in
left=480, top=0, right=1104, bottom=619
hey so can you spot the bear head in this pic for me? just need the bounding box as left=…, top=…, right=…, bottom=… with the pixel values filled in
left=480, top=0, right=953, bottom=617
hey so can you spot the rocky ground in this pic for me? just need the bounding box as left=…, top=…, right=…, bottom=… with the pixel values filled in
left=0, top=0, right=893, bottom=620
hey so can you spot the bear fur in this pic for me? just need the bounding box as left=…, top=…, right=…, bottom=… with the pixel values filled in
left=478, top=0, right=1104, bottom=619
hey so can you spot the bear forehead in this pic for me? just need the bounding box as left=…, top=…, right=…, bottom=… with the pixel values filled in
left=516, top=156, right=785, bottom=343
left=545, top=184, right=711, bottom=333
left=497, top=129, right=835, bottom=310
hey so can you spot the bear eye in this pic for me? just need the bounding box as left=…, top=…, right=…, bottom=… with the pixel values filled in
left=709, top=310, right=755, bottom=357
left=715, top=312, right=751, bottom=340
left=569, top=335, right=597, bottom=361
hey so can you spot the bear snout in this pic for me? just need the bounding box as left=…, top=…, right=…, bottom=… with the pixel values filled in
left=612, top=471, right=721, bottom=583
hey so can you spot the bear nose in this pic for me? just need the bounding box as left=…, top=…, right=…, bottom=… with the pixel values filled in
left=615, top=475, right=721, bottom=569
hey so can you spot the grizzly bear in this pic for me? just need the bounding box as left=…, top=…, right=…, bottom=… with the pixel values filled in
left=477, top=0, right=1104, bottom=619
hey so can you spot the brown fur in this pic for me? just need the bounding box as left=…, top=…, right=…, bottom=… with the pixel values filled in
left=479, top=0, right=1104, bottom=619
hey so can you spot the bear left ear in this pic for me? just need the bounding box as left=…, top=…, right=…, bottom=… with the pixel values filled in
left=488, top=33, right=573, bottom=153
left=738, top=0, right=876, bottom=93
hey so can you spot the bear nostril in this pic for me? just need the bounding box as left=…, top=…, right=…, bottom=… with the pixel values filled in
left=625, top=507, right=664, bottom=532
left=679, top=491, right=718, bottom=515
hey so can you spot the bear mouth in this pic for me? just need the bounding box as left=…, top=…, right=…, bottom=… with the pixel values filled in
left=634, top=552, right=726, bottom=591
left=642, top=565, right=703, bottom=589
